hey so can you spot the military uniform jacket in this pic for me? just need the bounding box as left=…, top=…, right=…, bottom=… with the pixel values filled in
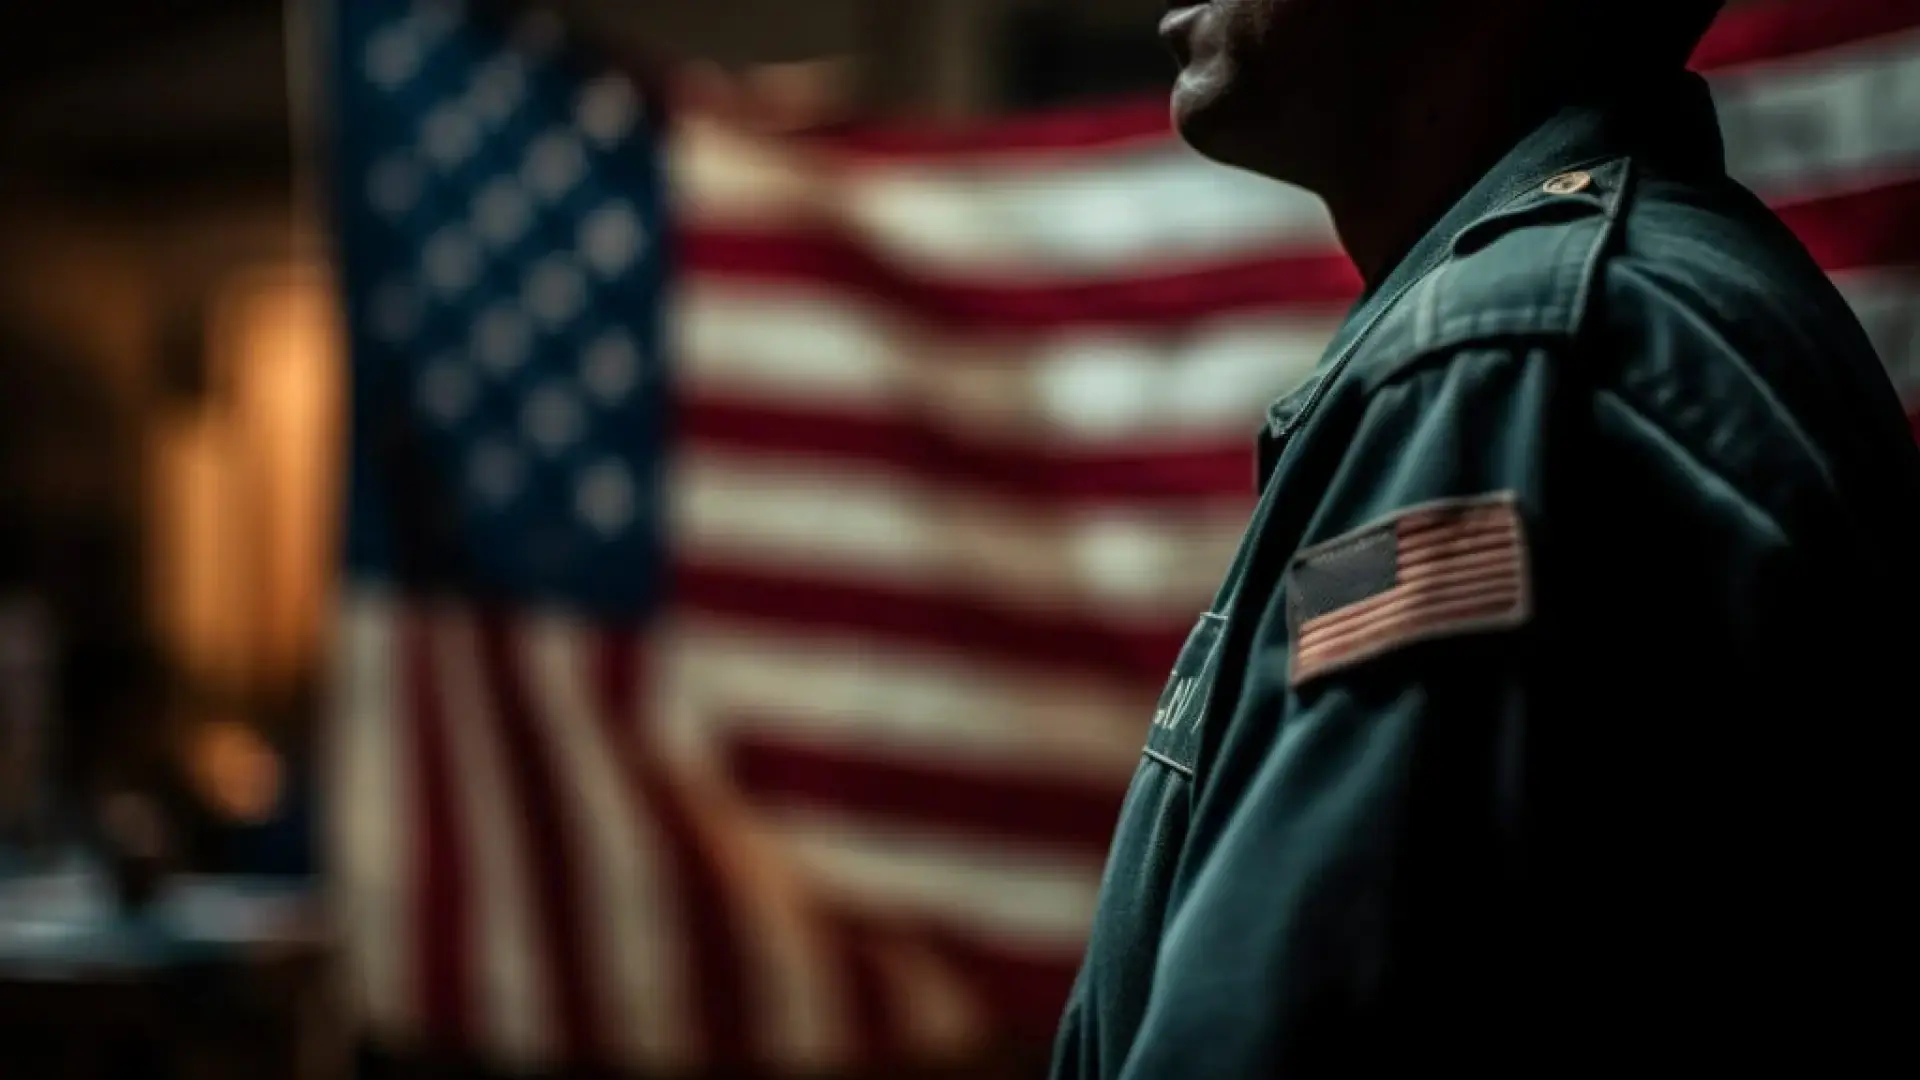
left=1050, top=72, right=1920, bottom=1077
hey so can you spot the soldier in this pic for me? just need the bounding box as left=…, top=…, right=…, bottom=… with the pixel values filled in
left=1053, top=1, right=1920, bottom=1075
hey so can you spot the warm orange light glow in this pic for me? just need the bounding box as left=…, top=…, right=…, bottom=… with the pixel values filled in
left=187, top=720, right=285, bottom=825
left=150, top=261, right=344, bottom=694
left=151, top=410, right=254, bottom=689
left=225, top=264, right=345, bottom=688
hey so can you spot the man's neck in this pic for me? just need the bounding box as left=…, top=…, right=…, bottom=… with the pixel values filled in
left=1322, top=63, right=1559, bottom=288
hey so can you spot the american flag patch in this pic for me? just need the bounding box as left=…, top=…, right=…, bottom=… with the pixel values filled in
left=1285, top=493, right=1530, bottom=688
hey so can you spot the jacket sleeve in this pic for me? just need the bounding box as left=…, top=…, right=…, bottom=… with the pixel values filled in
left=1113, top=343, right=1584, bottom=1077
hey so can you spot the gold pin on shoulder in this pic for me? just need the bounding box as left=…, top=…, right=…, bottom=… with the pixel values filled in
left=1543, top=170, right=1593, bottom=196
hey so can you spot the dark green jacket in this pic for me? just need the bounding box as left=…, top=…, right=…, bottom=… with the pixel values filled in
left=1051, top=71, right=1920, bottom=1077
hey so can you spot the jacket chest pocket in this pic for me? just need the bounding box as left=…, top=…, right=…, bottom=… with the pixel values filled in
left=1143, top=612, right=1228, bottom=777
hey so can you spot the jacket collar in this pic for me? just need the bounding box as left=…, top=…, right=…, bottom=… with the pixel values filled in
left=1348, top=69, right=1727, bottom=328
left=1261, top=70, right=1729, bottom=461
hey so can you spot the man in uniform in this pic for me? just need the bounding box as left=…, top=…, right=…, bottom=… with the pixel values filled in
left=1052, top=1, right=1919, bottom=1074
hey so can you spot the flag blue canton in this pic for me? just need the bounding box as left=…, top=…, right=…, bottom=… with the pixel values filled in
left=330, top=0, right=671, bottom=616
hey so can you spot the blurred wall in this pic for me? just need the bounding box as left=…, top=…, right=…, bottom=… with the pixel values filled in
left=0, top=214, right=158, bottom=798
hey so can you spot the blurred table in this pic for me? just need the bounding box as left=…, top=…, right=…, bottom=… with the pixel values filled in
left=0, top=861, right=344, bottom=1080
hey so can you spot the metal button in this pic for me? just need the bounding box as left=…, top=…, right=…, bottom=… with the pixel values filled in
left=1543, top=170, right=1593, bottom=196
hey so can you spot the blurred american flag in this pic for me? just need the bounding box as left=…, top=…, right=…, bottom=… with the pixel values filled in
left=320, top=0, right=1920, bottom=1074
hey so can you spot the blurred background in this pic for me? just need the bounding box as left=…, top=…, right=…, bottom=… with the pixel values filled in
left=0, top=1, right=1914, bottom=1077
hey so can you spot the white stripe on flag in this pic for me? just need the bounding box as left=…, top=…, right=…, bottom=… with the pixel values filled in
left=765, top=811, right=1108, bottom=950
left=1714, top=26, right=1920, bottom=199
left=678, top=281, right=1334, bottom=441
left=1838, top=270, right=1920, bottom=397
left=673, top=115, right=1335, bottom=279
left=433, top=606, right=551, bottom=1071
left=668, top=620, right=1150, bottom=782
left=325, top=592, right=412, bottom=1044
left=676, top=452, right=1246, bottom=619
left=522, top=617, right=692, bottom=1070
left=830, top=145, right=1336, bottom=279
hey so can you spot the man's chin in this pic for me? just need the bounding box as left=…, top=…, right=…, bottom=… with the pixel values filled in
left=1171, top=73, right=1296, bottom=181
left=1170, top=76, right=1241, bottom=165
left=1169, top=72, right=1211, bottom=132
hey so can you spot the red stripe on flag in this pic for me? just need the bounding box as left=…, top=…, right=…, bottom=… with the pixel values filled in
left=728, top=735, right=1129, bottom=853
left=683, top=229, right=1362, bottom=329
left=471, top=613, right=603, bottom=1066
left=590, top=629, right=755, bottom=1068
left=403, top=610, right=474, bottom=1052
left=830, top=913, right=896, bottom=1069
left=1692, top=0, right=1920, bottom=71
left=915, top=926, right=1084, bottom=1046
left=1775, top=178, right=1920, bottom=273
left=673, top=562, right=1190, bottom=689
left=682, top=397, right=1260, bottom=504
